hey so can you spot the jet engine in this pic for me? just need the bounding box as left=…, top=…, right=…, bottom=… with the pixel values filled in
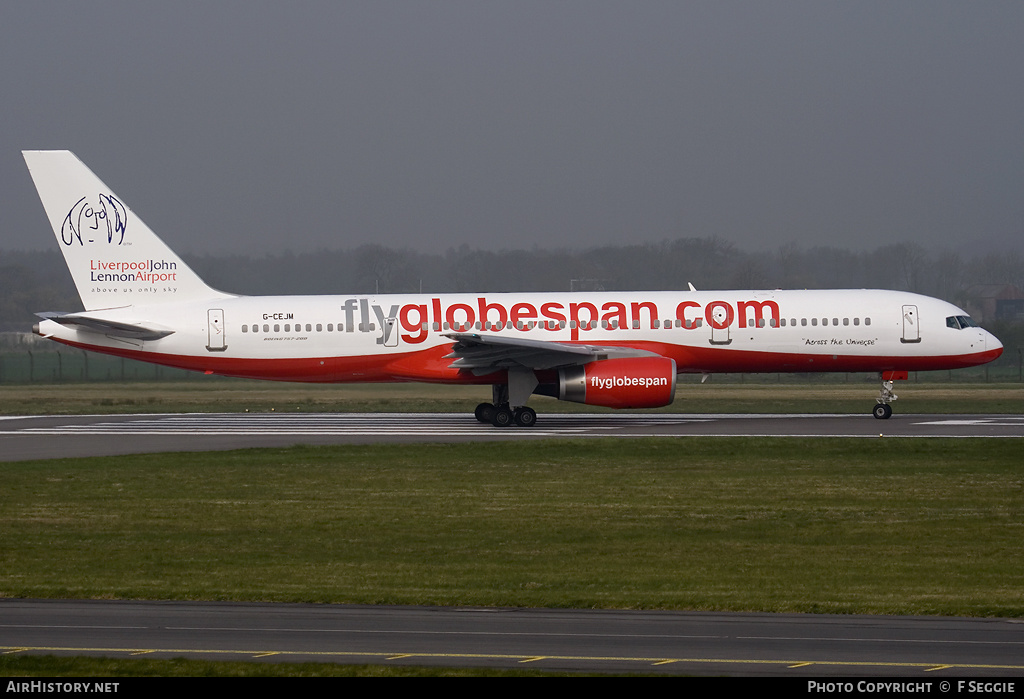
left=557, top=357, right=677, bottom=409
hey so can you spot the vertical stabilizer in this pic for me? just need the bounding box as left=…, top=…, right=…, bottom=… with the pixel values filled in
left=23, top=150, right=230, bottom=310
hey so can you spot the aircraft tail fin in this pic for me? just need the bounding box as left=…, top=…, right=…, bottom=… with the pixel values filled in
left=23, top=150, right=230, bottom=310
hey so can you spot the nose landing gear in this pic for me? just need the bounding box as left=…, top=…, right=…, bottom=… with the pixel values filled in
left=873, top=371, right=906, bottom=419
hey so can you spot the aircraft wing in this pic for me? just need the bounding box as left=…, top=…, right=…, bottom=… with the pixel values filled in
left=36, top=312, right=175, bottom=341
left=443, top=332, right=658, bottom=375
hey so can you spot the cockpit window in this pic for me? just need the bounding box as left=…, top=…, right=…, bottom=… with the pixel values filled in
left=946, top=315, right=978, bottom=330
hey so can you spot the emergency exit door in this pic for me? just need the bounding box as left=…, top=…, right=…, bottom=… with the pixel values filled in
left=206, top=309, right=227, bottom=352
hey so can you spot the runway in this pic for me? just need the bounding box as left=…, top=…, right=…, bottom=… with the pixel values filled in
left=2, top=599, right=1023, bottom=676
left=0, top=412, right=1022, bottom=461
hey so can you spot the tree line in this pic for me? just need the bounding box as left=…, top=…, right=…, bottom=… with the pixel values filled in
left=2, top=238, right=1022, bottom=333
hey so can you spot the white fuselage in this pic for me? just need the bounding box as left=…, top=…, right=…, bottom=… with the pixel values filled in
left=37, top=288, right=1002, bottom=384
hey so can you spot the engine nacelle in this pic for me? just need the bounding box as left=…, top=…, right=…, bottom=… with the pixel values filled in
left=558, top=357, right=677, bottom=409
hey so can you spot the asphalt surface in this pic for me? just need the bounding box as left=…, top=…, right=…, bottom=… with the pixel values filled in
left=1, top=412, right=1022, bottom=461
left=2, top=599, right=1023, bottom=676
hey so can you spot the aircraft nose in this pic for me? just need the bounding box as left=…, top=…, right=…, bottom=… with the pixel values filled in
left=987, top=329, right=1004, bottom=358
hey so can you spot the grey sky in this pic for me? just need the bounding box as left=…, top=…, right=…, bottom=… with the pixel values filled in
left=2, top=1, right=1022, bottom=255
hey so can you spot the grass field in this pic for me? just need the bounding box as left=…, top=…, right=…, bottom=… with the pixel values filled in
left=0, top=656, right=562, bottom=678
left=2, top=438, right=1021, bottom=617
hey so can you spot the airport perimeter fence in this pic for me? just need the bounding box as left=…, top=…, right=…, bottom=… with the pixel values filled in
left=0, top=347, right=208, bottom=384
left=2, top=333, right=1021, bottom=385
left=0, top=333, right=207, bottom=383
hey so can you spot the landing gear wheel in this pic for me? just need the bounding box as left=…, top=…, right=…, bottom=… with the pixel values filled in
left=513, top=407, right=537, bottom=427
left=475, top=402, right=495, bottom=423
left=491, top=405, right=514, bottom=427
left=874, top=377, right=898, bottom=420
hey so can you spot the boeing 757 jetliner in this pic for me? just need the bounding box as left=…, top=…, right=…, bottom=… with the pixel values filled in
left=24, top=150, right=1002, bottom=425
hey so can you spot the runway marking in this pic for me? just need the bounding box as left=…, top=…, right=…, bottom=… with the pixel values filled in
left=13, top=619, right=1013, bottom=647
left=162, top=625, right=724, bottom=641
left=918, top=418, right=1024, bottom=426
left=740, top=635, right=1024, bottom=647
left=3, top=645, right=1023, bottom=673
left=0, top=413, right=712, bottom=439
left=2, top=413, right=1023, bottom=443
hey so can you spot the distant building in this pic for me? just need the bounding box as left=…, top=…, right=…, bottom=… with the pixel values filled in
left=962, top=284, right=1024, bottom=323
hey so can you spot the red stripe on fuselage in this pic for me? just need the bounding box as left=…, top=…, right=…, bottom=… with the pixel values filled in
left=52, top=337, right=1001, bottom=384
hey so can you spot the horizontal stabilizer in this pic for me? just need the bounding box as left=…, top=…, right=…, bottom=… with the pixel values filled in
left=36, top=312, right=175, bottom=341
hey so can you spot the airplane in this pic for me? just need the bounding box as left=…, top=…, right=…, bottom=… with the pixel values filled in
left=24, top=150, right=1003, bottom=425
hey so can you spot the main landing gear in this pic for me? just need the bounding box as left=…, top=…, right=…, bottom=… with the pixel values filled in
left=475, top=375, right=539, bottom=427
left=475, top=402, right=537, bottom=427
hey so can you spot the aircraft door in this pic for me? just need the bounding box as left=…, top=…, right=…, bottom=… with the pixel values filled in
left=384, top=317, right=399, bottom=347
left=206, top=308, right=227, bottom=352
left=901, top=305, right=920, bottom=343
left=708, top=304, right=732, bottom=345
